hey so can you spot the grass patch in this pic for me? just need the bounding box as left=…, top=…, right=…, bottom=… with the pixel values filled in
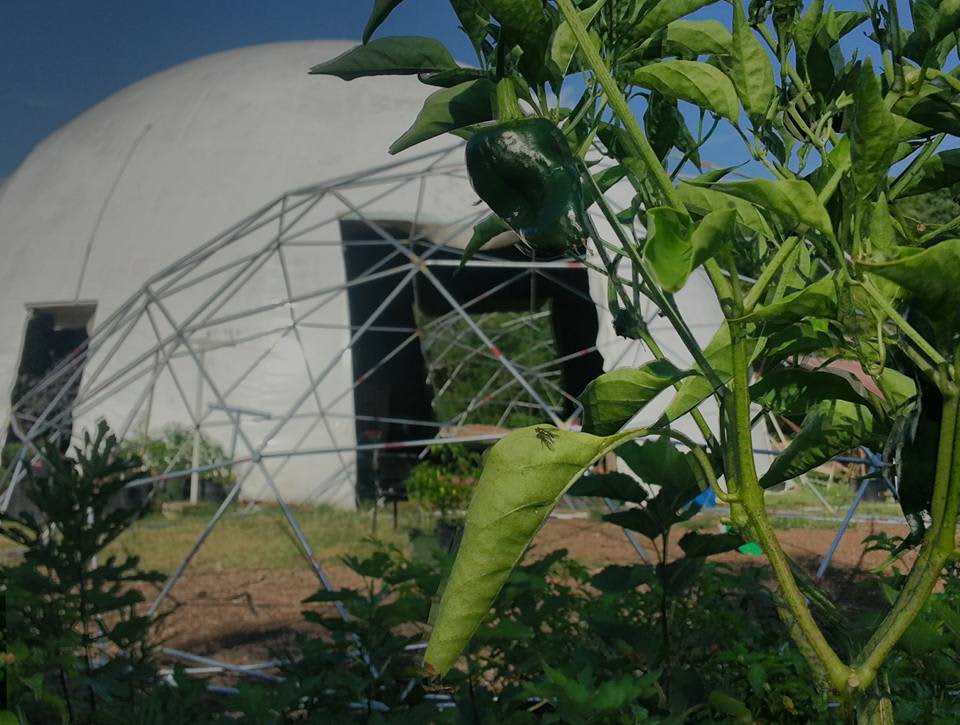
left=107, top=502, right=419, bottom=574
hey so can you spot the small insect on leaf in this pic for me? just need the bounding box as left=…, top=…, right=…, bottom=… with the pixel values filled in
left=535, top=426, right=557, bottom=450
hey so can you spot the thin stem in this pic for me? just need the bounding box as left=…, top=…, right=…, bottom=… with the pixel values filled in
left=556, top=0, right=682, bottom=209
left=889, top=133, right=945, bottom=200
left=587, top=175, right=723, bottom=390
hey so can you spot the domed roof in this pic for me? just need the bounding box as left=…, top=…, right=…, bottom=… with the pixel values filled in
left=0, top=40, right=449, bottom=305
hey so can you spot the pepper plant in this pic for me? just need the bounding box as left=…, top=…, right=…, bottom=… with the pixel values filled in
left=313, top=0, right=960, bottom=714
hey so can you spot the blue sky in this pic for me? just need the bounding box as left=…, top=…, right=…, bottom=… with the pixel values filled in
left=0, top=1, right=911, bottom=178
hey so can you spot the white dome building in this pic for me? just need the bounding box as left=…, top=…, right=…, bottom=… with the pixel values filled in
left=0, top=40, right=758, bottom=511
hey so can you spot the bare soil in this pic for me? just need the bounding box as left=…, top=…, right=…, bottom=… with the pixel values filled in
left=149, top=516, right=914, bottom=669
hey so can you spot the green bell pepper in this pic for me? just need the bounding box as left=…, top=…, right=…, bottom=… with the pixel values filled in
left=464, top=118, right=589, bottom=259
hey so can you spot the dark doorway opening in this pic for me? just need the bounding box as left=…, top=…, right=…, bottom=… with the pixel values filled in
left=339, top=220, right=603, bottom=502
left=8, top=303, right=96, bottom=448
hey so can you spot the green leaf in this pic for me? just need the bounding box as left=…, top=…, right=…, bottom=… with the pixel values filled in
left=868, top=194, right=897, bottom=257
left=580, top=361, right=693, bottom=435
left=602, top=438, right=703, bottom=539
left=897, top=381, right=941, bottom=519
left=617, top=436, right=699, bottom=492
left=636, top=20, right=733, bottom=58
left=309, top=36, right=458, bottom=80
left=679, top=530, right=744, bottom=557
left=480, top=0, right=544, bottom=29
left=644, top=207, right=735, bottom=292
left=459, top=214, right=515, bottom=268
left=604, top=495, right=699, bottom=540
left=863, top=240, right=960, bottom=310
left=863, top=239, right=960, bottom=345
left=418, top=67, right=487, bottom=87
left=709, top=690, right=753, bottom=722
left=704, top=179, right=835, bottom=239
left=633, top=0, right=721, bottom=38
left=730, top=0, right=775, bottom=121
left=740, top=273, right=839, bottom=325
left=363, top=0, right=407, bottom=44
left=632, top=60, right=739, bottom=123
left=676, top=182, right=774, bottom=238
left=423, top=424, right=644, bottom=674
left=568, top=471, right=648, bottom=504
left=904, top=0, right=960, bottom=62
left=759, top=400, right=883, bottom=488
left=551, top=0, right=608, bottom=77
left=664, top=19, right=733, bottom=56
left=850, top=59, right=897, bottom=196
left=644, top=91, right=701, bottom=167
left=661, top=322, right=734, bottom=422
left=897, top=148, right=960, bottom=197
left=591, top=563, right=655, bottom=592
left=793, top=0, right=825, bottom=61
left=749, top=367, right=872, bottom=418
left=389, top=78, right=495, bottom=154
left=450, top=0, right=490, bottom=55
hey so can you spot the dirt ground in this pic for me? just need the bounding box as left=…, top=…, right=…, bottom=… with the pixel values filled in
left=149, top=515, right=914, bottom=670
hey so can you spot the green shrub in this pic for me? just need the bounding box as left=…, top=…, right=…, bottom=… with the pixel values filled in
left=122, top=425, right=234, bottom=506
left=405, top=444, right=482, bottom=524
left=1, top=422, right=164, bottom=724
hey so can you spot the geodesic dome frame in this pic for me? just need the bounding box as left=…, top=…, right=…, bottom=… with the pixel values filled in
left=1, top=141, right=728, bottom=513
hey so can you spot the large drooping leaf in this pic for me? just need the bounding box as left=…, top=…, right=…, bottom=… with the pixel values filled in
left=759, top=400, right=884, bottom=488
left=896, top=148, right=960, bottom=197
left=310, top=36, right=458, bottom=80
left=389, top=78, right=495, bottom=154
left=631, top=0, right=721, bottom=39
left=749, top=367, right=873, bottom=419
left=729, top=0, right=774, bottom=121
left=740, top=273, right=840, bottom=325
left=423, top=425, right=645, bottom=674
left=675, top=182, right=774, bottom=238
left=580, top=361, right=693, bottom=435
left=850, top=59, right=897, bottom=196
left=362, top=0, right=407, bottom=44
left=568, top=471, right=648, bottom=504
left=632, top=61, right=740, bottom=123
left=636, top=20, right=733, bottom=58
left=704, top=179, right=835, bottom=239
left=644, top=207, right=735, bottom=292
left=551, top=0, right=608, bottom=77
